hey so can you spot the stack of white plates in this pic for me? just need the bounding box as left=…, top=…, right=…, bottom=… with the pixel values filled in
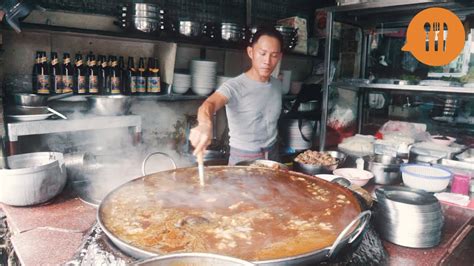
left=217, top=76, right=232, bottom=88
left=375, top=186, right=444, bottom=248
left=191, top=60, right=217, bottom=95
left=280, top=119, right=314, bottom=151
left=172, top=73, right=192, bottom=94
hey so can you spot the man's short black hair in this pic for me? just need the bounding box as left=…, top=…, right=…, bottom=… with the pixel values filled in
left=250, top=26, right=284, bottom=51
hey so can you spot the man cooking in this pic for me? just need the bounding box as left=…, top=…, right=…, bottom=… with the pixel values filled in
left=189, top=27, right=284, bottom=165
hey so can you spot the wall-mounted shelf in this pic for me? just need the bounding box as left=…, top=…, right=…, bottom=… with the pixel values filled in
left=7, top=115, right=142, bottom=142
left=11, top=23, right=316, bottom=59
left=320, top=0, right=474, bottom=28
left=331, top=82, right=474, bottom=94
left=135, top=94, right=207, bottom=101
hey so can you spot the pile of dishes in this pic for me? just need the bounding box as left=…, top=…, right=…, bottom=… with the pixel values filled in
left=375, top=186, right=444, bottom=248
left=190, top=60, right=217, bottom=95
left=172, top=73, right=192, bottom=94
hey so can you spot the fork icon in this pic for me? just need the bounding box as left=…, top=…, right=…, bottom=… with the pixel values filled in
left=433, top=22, right=445, bottom=52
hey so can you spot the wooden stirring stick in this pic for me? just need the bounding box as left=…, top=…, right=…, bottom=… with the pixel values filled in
left=197, top=152, right=205, bottom=186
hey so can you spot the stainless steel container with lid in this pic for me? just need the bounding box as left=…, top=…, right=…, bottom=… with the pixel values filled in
left=0, top=152, right=67, bottom=206
left=221, top=22, right=242, bottom=42
left=178, top=21, right=201, bottom=37
left=363, top=155, right=403, bottom=185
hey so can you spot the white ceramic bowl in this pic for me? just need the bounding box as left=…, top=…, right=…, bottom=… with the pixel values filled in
left=172, top=86, right=189, bottom=94
left=333, top=168, right=374, bottom=187
left=400, top=164, right=452, bottom=192
left=192, top=87, right=213, bottom=96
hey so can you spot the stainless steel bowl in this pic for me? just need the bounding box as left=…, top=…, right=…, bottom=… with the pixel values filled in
left=236, top=159, right=288, bottom=170
left=294, top=151, right=346, bottom=175
left=10, top=93, right=48, bottom=106
left=87, top=95, right=132, bottom=116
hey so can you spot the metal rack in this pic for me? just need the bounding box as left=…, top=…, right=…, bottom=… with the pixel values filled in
left=318, top=0, right=474, bottom=150
left=6, top=115, right=142, bottom=154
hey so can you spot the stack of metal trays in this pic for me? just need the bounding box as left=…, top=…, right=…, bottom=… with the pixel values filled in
left=375, top=186, right=444, bottom=248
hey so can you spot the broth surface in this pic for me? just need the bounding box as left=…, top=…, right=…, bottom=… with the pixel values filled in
left=100, top=167, right=361, bottom=261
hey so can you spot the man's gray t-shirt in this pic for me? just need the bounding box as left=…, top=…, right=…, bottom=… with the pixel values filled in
left=216, top=73, right=282, bottom=152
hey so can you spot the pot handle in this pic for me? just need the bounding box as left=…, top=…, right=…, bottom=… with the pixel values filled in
left=327, top=210, right=371, bottom=259
left=141, top=152, right=177, bottom=176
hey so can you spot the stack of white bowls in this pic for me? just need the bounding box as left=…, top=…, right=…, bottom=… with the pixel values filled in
left=375, top=186, right=444, bottom=248
left=217, top=76, right=232, bottom=88
left=191, top=60, right=217, bottom=95
left=172, top=73, right=192, bottom=94
left=280, top=119, right=314, bottom=151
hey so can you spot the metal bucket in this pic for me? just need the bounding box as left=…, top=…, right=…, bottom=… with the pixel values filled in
left=0, top=152, right=67, bottom=206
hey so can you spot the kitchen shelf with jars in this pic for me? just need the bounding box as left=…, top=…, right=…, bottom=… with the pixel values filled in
left=317, top=0, right=474, bottom=149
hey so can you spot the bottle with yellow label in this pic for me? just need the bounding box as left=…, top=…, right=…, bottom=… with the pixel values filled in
left=32, top=51, right=41, bottom=93
left=146, top=57, right=161, bottom=94
left=37, top=52, right=51, bottom=95
left=126, top=56, right=137, bottom=95
left=61, top=53, right=74, bottom=94
left=74, top=53, right=87, bottom=95
left=50, top=52, right=62, bottom=94
left=136, top=57, right=146, bottom=94
left=98, top=55, right=108, bottom=95
left=110, top=56, right=122, bottom=95
left=87, top=53, right=99, bottom=95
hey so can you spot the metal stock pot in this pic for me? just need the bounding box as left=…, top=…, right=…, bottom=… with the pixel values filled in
left=97, top=163, right=370, bottom=265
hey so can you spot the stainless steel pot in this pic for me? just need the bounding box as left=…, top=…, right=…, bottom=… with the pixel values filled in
left=122, top=3, right=160, bottom=13
left=130, top=17, right=160, bottom=33
left=0, top=152, right=67, bottom=206
left=298, top=100, right=318, bottom=112
left=363, top=155, right=402, bottom=185
left=178, top=21, right=201, bottom=37
left=136, top=253, right=254, bottom=266
left=221, top=22, right=242, bottom=42
left=97, top=164, right=371, bottom=265
left=87, top=95, right=132, bottom=116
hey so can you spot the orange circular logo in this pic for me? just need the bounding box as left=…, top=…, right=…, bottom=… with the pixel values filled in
left=402, top=7, right=465, bottom=66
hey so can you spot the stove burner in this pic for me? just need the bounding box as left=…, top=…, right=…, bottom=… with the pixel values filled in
left=66, top=224, right=135, bottom=265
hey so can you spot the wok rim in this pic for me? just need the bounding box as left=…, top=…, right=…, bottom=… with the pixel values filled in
left=97, top=166, right=366, bottom=263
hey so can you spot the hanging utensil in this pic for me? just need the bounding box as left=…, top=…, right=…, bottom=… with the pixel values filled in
left=47, top=92, right=74, bottom=102
left=47, top=107, right=67, bottom=120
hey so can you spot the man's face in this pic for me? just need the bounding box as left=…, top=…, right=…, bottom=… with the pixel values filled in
left=247, top=35, right=282, bottom=80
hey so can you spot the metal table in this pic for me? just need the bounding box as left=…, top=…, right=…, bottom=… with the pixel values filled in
left=6, top=115, right=142, bottom=155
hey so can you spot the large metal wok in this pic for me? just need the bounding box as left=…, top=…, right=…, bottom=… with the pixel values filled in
left=97, top=162, right=370, bottom=265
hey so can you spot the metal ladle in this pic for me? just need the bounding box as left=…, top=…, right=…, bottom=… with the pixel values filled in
left=47, top=107, right=67, bottom=120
